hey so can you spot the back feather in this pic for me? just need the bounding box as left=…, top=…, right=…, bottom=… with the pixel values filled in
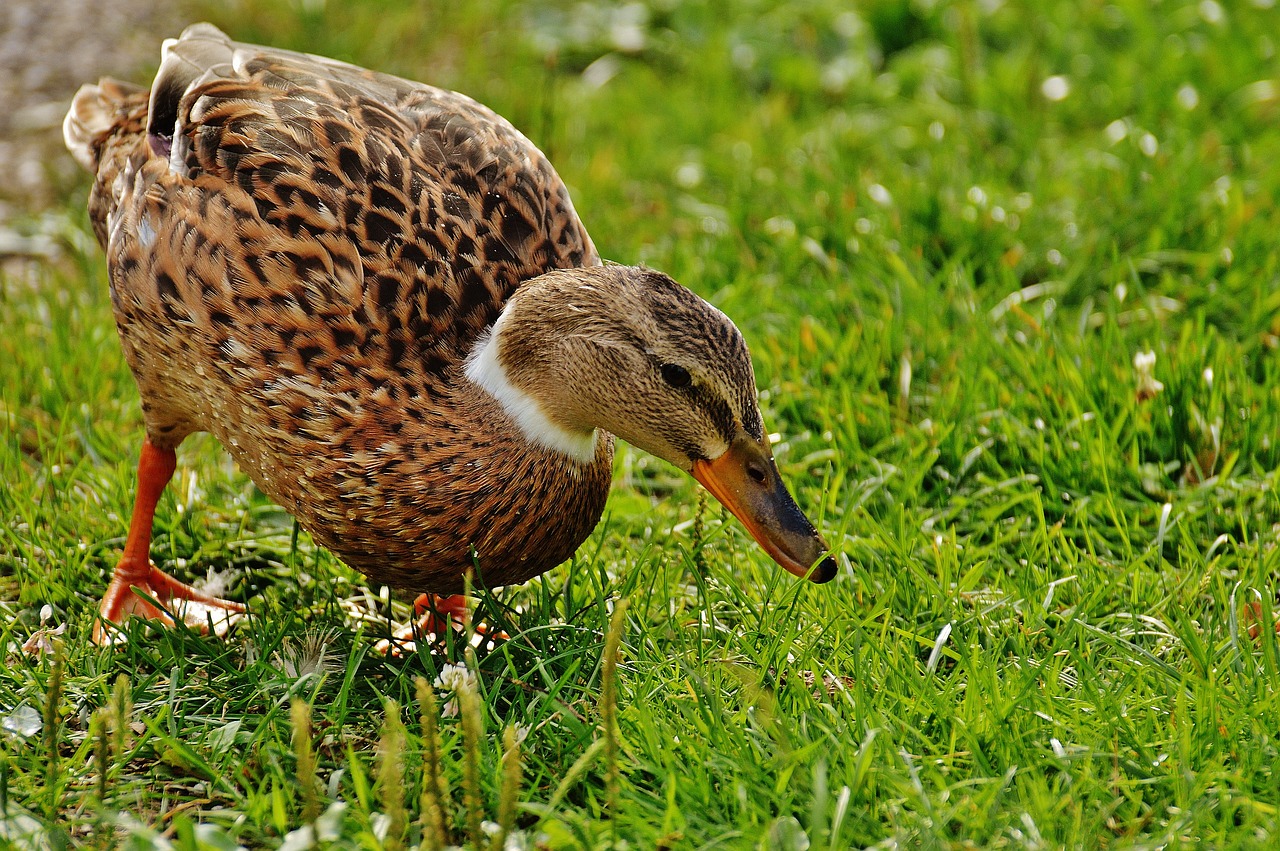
left=148, top=23, right=237, bottom=143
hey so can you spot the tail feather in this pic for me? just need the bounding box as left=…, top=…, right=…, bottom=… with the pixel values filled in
left=65, top=79, right=151, bottom=247
left=63, top=78, right=148, bottom=172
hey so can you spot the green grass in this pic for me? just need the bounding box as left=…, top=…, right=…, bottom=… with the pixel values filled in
left=3, top=0, right=1280, bottom=846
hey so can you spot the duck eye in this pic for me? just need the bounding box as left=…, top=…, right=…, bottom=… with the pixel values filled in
left=660, top=363, right=692, bottom=388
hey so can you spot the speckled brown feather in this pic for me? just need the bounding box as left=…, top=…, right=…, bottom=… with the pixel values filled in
left=69, top=24, right=615, bottom=593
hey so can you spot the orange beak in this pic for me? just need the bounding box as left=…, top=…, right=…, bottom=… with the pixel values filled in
left=691, top=434, right=836, bottom=582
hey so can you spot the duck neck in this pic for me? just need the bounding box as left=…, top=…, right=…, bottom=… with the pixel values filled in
left=463, top=306, right=600, bottom=465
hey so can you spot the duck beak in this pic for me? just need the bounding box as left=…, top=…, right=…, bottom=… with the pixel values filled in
left=691, top=434, right=837, bottom=582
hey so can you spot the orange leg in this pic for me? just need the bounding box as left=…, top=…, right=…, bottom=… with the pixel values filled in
left=1245, top=601, right=1280, bottom=640
left=375, top=594, right=509, bottom=655
left=93, top=438, right=246, bottom=645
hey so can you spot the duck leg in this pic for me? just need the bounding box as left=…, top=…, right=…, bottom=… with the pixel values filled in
left=375, top=594, right=509, bottom=654
left=93, top=438, right=246, bottom=645
left=1245, top=601, right=1280, bottom=638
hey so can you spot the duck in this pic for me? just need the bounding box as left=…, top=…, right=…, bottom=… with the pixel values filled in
left=64, top=23, right=835, bottom=645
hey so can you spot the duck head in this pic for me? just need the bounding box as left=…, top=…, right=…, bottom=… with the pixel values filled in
left=466, top=265, right=836, bottom=583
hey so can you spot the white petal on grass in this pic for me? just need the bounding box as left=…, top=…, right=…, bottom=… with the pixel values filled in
left=0, top=806, right=46, bottom=846
left=766, top=816, right=810, bottom=851
left=581, top=55, right=621, bottom=90
left=1041, top=75, right=1070, bottom=101
left=194, top=566, right=241, bottom=599
left=1105, top=119, right=1128, bottom=144
left=802, top=237, right=836, bottom=271
left=763, top=216, right=796, bottom=237
left=279, top=826, right=316, bottom=851
left=1176, top=84, right=1200, bottom=110
left=326, top=770, right=346, bottom=799
left=1199, top=0, right=1225, bottom=24
left=1134, top=349, right=1164, bottom=400
left=611, top=24, right=645, bottom=52
left=674, top=161, right=703, bottom=189
left=1139, top=132, right=1159, bottom=157
left=2, top=705, right=42, bottom=738
left=434, top=662, right=473, bottom=690
left=434, top=662, right=477, bottom=718
left=867, top=183, right=892, bottom=206
left=369, top=812, right=390, bottom=842
left=610, top=5, right=649, bottom=52
left=503, top=832, right=535, bottom=851
left=833, top=11, right=862, bottom=38
left=1021, top=812, right=1045, bottom=845
left=20, top=622, right=65, bottom=657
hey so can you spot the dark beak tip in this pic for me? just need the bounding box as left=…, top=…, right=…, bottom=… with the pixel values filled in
left=811, top=555, right=838, bottom=583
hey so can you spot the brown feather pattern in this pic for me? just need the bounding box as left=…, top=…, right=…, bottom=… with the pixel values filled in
left=69, top=24, right=614, bottom=593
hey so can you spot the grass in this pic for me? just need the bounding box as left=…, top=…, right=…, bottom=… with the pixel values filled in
left=3, top=0, right=1280, bottom=846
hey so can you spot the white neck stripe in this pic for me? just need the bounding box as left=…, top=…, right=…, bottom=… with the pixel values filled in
left=464, top=312, right=598, bottom=465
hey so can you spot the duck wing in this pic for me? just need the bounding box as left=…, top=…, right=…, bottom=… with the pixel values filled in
left=94, top=23, right=598, bottom=375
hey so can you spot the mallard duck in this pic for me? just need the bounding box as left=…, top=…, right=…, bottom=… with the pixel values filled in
left=64, top=23, right=835, bottom=644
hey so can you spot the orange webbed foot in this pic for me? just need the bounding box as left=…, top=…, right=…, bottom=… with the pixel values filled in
left=374, top=594, right=509, bottom=655
left=93, top=561, right=246, bottom=645
left=1244, top=600, right=1280, bottom=640
left=94, top=438, right=246, bottom=646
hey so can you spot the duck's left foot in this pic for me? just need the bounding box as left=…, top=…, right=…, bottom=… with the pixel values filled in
left=93, top=438, right=245, bottom=646
left=94, top=563, right=246, bottom=645
left=375, top=594, right=509, bottom=655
